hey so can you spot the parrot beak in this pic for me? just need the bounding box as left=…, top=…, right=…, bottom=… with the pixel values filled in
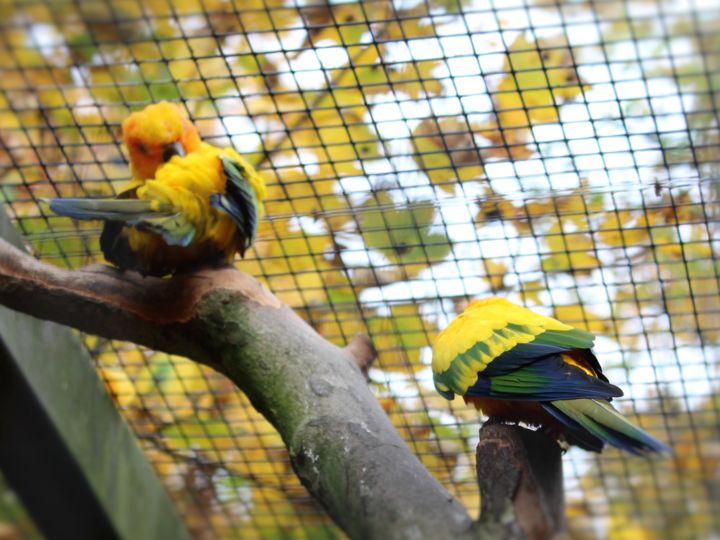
left=162, top=141, right=185, bottom=162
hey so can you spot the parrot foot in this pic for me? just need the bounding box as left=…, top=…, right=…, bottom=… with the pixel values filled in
left=173, top=256, right=234, bottom=276
left=540, top=424, right=559, bottom=436
left=536, top=425, right=568, bottom=453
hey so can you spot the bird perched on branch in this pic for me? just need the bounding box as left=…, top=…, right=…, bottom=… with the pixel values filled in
left=48, top=101, right=266, bottom=276
left=432, top=297, right=670, bottom=455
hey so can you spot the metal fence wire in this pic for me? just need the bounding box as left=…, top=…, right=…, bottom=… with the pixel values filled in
left=1, top=0, right=719, bottom=538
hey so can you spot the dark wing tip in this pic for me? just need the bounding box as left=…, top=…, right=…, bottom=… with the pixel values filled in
left=100, top=221, right=144, bottom=273
left=214, top=156, right=259, bottom=252
left=606, top=429, right=673, bottom=456
left=607, top=383, right=624, bottom=398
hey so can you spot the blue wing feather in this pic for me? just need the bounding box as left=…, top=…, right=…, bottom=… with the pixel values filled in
left=480, top=326, right=609, bottom=383
left=482, top=342, right=573, bottom=376
left=465, top=354, right=622, bottom=401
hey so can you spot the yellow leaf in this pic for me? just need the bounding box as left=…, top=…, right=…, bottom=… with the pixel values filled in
left=391, top=60, right=444, bottom=98
left=554, top=304, right=610, bottom=334
left=519, top=281, right=545, bottom=306
left=543, top=221, right=599, bottom=274
left=413, top=117, right=484, bottom=191
left=542, top=251, right=599, bottom=275
left=597, top=210, right=650, bottom=247
left=316, top=311, right=368, bottom=347
left=475, top=187, right=515, bottom=225
left=335, top=43, right=383, bottom=85
left=301, top=2, right=381, bottom=47
left=476, top=118, right=537, bottom=159
left=263, top=166, right=350, bottom=226
left=483, top=259, right=507, bottom=291
left=555, top=193, right=590, bottom=231
left=388, top=7, right=436, bottom=41
left=494, top=34, right=589, bottom=130
left=244, top=222, right=347, bottom=308
left=368, top=304, right=438, bottom=372
left=143, top=447, right=182, bottom=481
left=608, top=515, right=654, bottom=540
left=98, top=367, right=137, bottom=409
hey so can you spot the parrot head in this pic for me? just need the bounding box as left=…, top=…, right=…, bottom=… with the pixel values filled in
left=122, top=101, right=202, bottom=180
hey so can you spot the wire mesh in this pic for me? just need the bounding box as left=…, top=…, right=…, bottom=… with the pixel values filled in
left=1, top=0, right=719, bottom=538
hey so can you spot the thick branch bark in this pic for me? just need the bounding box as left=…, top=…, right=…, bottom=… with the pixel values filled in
left=344, top=333, right=377, bottom=378
left=476, top=424, right=568, bottom=540
left=0, top=239, right=474, bottom=540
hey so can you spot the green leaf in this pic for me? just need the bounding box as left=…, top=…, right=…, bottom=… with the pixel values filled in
left=359, top=191, right=451, bottom=268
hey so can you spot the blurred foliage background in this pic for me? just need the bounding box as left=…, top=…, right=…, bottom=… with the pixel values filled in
left=0, top=0, right=718, bottom=538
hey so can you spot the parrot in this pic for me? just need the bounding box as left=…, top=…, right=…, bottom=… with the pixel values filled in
left=47, top=101, right=266, bottom=277
left=432, top=297, right=670, bottom=455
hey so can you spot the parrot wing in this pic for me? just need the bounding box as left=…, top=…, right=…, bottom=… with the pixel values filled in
left=134, top=213, right=197, bottom=247
left=49, top=196, right=196, bottom=248
left=210, top=155, right=260, bottom=257
left=463, top=353, right=622, bottom=401
left=432, top=298, right=597, bottom=399
left=47, top=197, right=172, bottom=222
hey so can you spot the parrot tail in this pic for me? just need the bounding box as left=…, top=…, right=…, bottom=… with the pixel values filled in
left=47, top=198, right=171, bottom=222
left=543, top=398, right=671, bottom=455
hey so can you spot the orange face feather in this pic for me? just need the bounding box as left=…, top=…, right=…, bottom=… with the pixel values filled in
left=122, top=101, right=201, bottom=180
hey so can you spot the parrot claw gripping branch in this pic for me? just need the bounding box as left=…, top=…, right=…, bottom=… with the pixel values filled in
left=47, top=101, right=266, bottom=277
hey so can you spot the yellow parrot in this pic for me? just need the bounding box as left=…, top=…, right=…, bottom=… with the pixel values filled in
left=433, top=297, right=670, bottom=455
left=48, top=102, right=266, bottom=276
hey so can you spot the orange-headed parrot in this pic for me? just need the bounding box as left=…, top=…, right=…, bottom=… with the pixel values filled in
left=48, top=101, right=266, bottom=276
left=432, top=297, right=670, bottom=455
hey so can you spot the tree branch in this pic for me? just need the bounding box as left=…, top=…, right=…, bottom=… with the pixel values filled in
left=476, top=424, right=567, bottom=540
left=0, top=238, right=474, bottom=540
left=344, top=333, right=377, bottom=378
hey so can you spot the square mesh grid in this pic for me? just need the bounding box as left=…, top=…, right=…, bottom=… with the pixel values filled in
left=1, top=0, right=719, bottom=538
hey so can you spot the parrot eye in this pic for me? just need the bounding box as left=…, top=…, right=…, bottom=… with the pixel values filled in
left=135, top=142, right=149, bottom=156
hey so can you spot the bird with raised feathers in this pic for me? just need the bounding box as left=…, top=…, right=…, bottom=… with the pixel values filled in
left=48, top=101, right=266, bottom=277
left=432, top=297, right=670, bottom=455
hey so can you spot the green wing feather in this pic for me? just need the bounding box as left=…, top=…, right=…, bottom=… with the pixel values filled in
left=532, top=328, right=595, bottom=349
left=139, top=213, right=197, bottom=246
left=547, top=399, right=671, bottom=454
left=210, top=155, right=259, bottom=256
left=432, top=298, right=586, bottom=398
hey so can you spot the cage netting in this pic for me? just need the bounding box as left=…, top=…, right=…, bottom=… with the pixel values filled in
left=0, top=0, right=718, bottom=538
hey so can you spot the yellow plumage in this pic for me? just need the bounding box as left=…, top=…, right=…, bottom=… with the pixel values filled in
left=126, top=144, right=266, bottom=269
left=432, top=297, right=572, bottom=394
left=48, top=102, right=267, bottom=276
